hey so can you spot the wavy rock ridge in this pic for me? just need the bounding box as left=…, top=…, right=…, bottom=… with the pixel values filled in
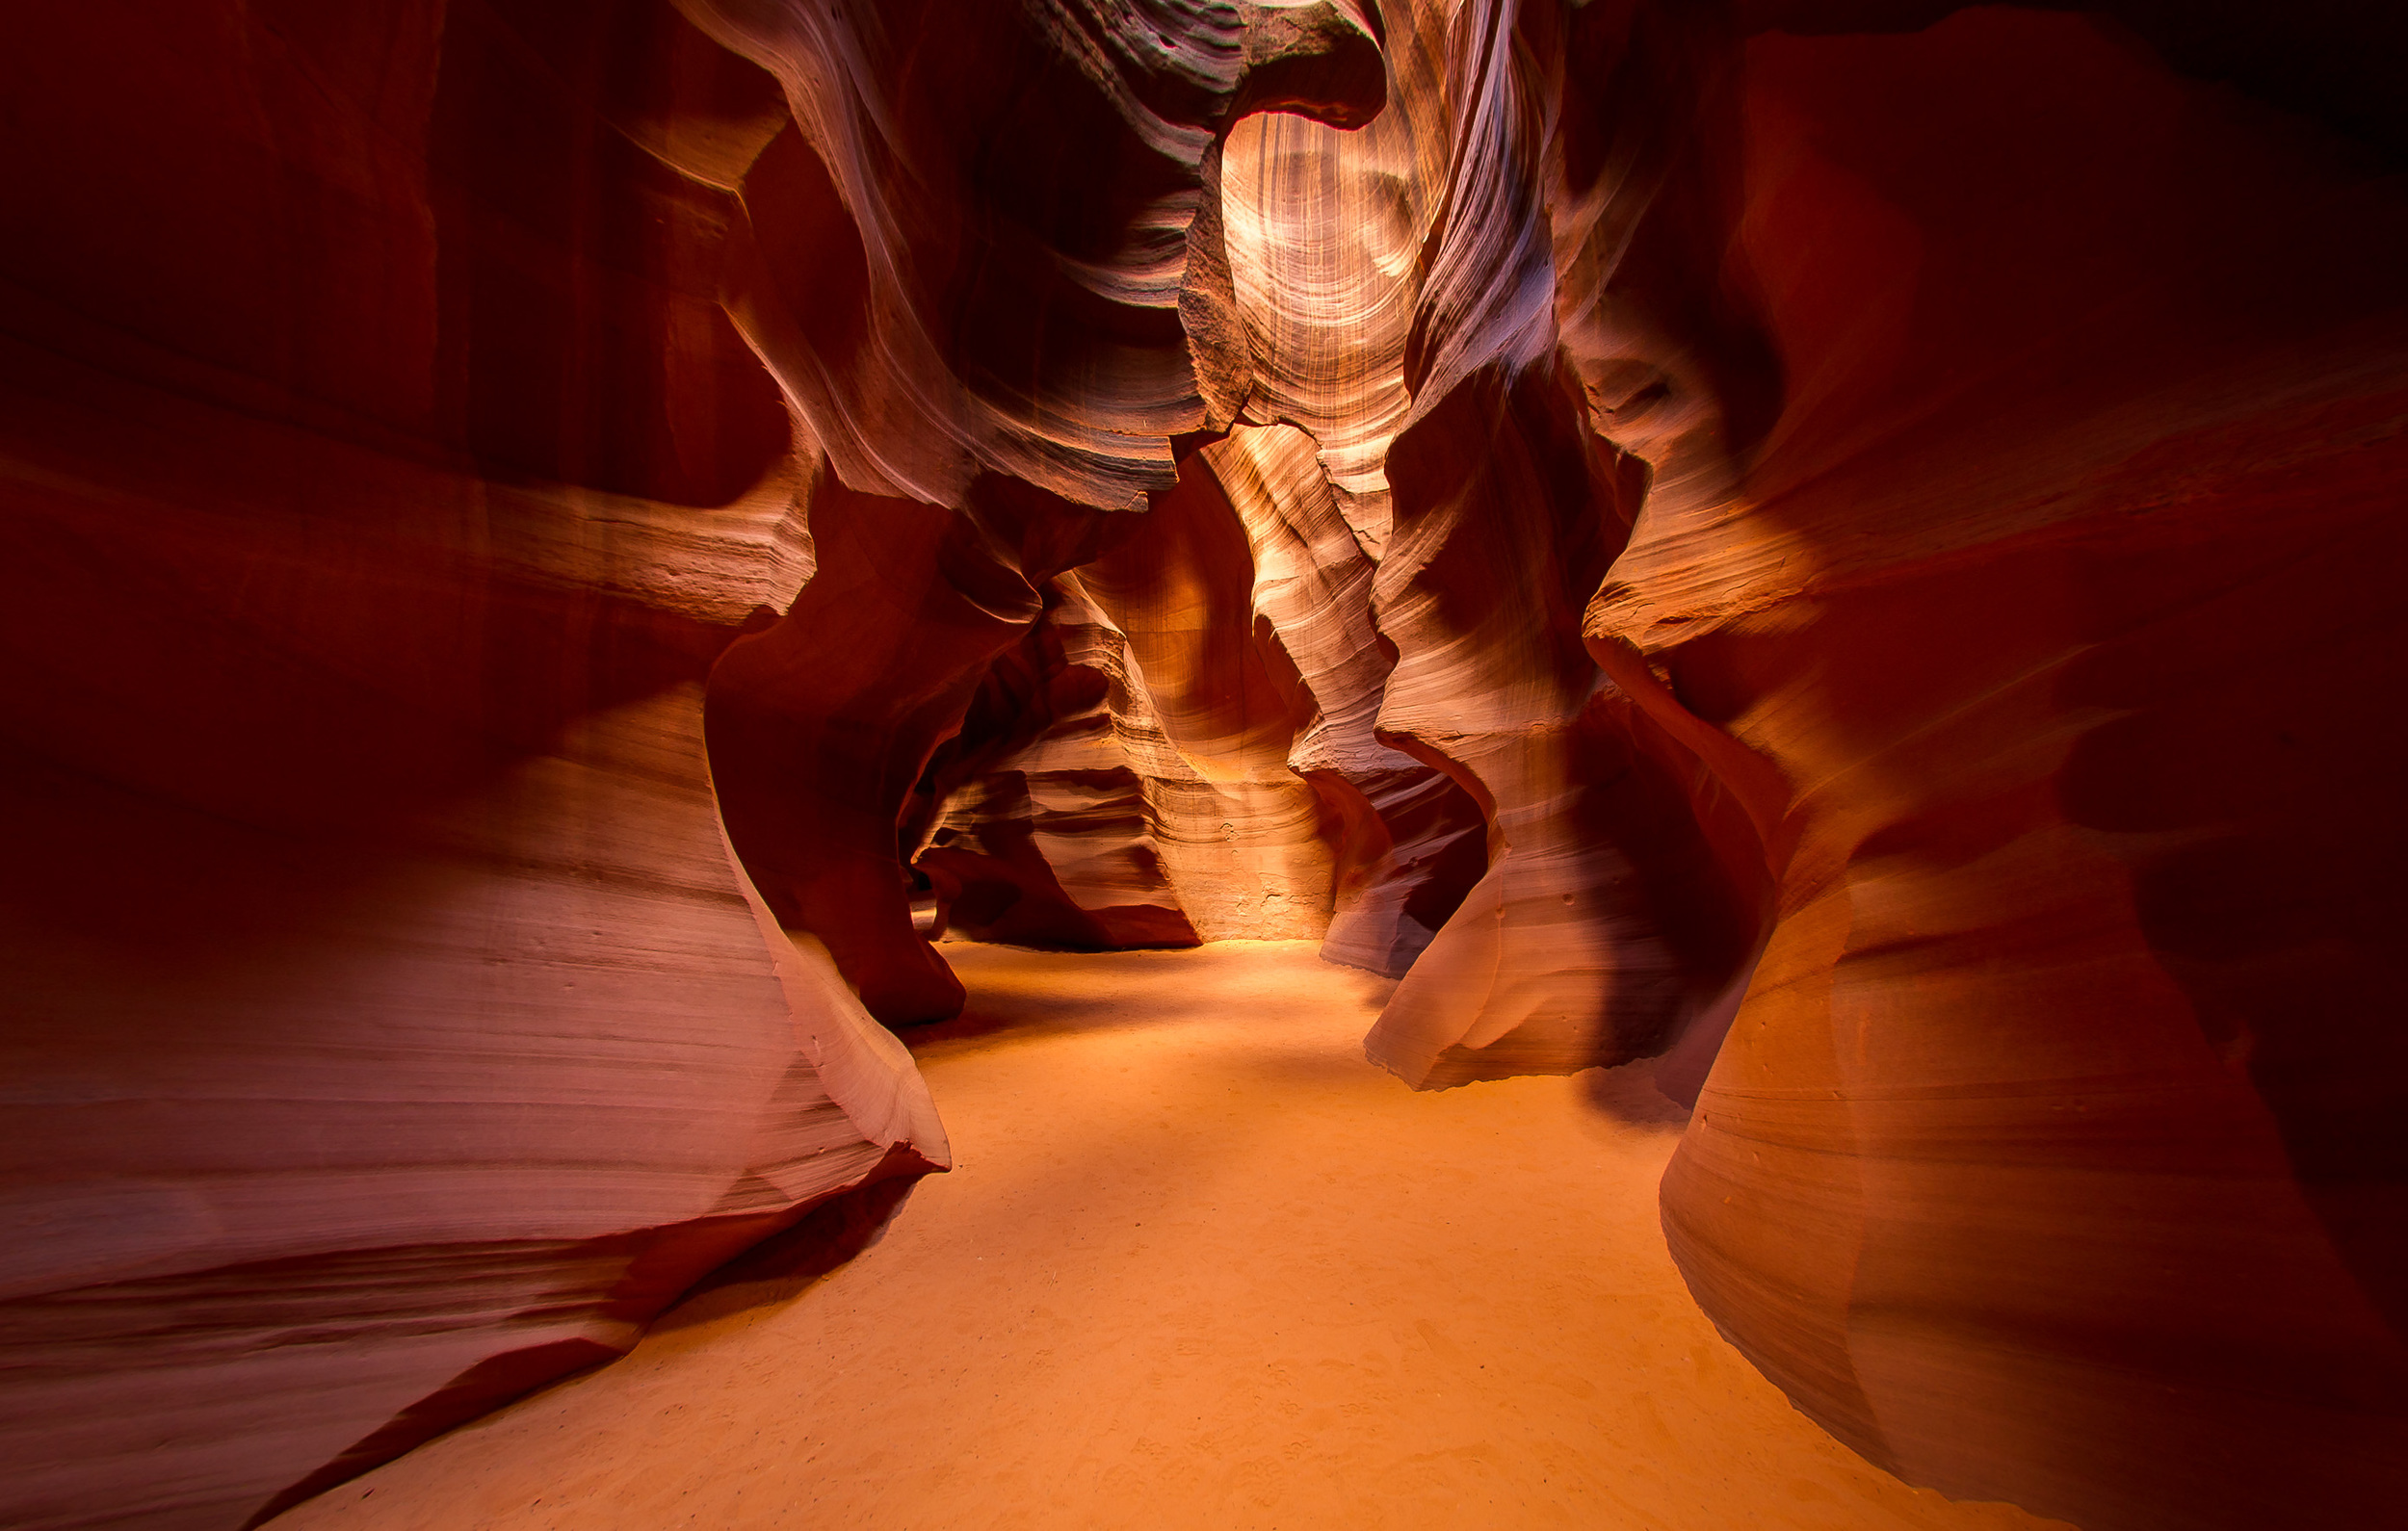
left=4, top=2, right=2406, bottom=1529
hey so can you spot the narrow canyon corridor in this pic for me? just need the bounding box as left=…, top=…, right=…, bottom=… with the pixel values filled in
left=9, top=2, right=2408, bottom=1527
left=271, top=945, right=2058, bottom=1531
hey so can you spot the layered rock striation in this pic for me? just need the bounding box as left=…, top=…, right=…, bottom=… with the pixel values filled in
left=691, top=0, right=1398, bottom=1019
left=1608, top=13, right=2408, bottom=1527
left=6, top=2, right=2407, bottom=1530
left=0, top=7, right=946, bottom=1528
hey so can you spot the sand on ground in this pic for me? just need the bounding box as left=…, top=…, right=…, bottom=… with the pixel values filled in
left=270, top=943, right=2070, bottom=1531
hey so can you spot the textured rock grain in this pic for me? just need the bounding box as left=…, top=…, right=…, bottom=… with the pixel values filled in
left=0, top=8, right=945, bottom=1528
left=1566, top=10, right=2408, bottom=1528
left=10, top=3, right=2408, bottom=1529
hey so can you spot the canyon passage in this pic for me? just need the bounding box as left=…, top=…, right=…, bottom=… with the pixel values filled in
left=267, top=945, right=2066, bottom=1531
left=3, top=2, right=2406, bottom=1529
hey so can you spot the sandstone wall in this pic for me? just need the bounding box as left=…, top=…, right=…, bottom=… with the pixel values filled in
left=7, top=4, right=2407, bottom=1529
left=0, top=7, right=945, bottom=1526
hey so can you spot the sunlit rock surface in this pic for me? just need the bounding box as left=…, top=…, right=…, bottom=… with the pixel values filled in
left=691, top=0, right=1386, bottom=1019
left=912, top=584, right=1202, bottom=952
left=682, top=0, right=1382, bottom=513
left=5, top=1, right=2407, bottom=1529
left=1205, top=423, right=1487, bottom=974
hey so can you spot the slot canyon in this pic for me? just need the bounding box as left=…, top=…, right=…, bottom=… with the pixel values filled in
left=3, top=2, right=2406, bottom=1527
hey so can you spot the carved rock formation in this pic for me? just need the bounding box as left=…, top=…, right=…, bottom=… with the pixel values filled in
left=904, top=426, right=1485, bottom=965
left=1215, top=0, right=2408, bottom=1522
left=691, top=0, right=1390, bottom=1020
left=1230, top=0, right=1766, bottom=1088
left=911, top=587, right=1203, bottom=952
left=0, top=7, right=946, bottom=1529
left=1598, top=12, right=2408, bottom=1528
left=7, top=1, right=2408, bottom=1529
left=1205, top=423, right=1488, bottom=974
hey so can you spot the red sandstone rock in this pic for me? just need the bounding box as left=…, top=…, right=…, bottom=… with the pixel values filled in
left=1064, top=452, right=1343, bottom=941
left=0, top=7, right=944, bottom=1529
left=1562, top=8, right=2408, bottom=1527
left=1205, top=424, right=1487, bottom=974
left=12, top=2, right=2408, bottom=1529
left=692, top=0, right=1389, bottom=1015
left=1298, top=0, right=1762, bottom=1087
left=1214, top=1, right=2408, bottom=1519
left=911, top=589, right=1202, bottom=952
left=903, top=425, right=1483, bottom=966
left=688, top=0, right=1382, bottom=512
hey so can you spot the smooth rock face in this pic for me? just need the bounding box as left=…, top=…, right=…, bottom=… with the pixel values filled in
left=1315, top=0, right=1765, bottom=1088
left=686, top=0, right=1384, bottom=512
left=0, top=3, right=1396, bottom=1525
left=1208, top=0, right=2408, bottom=1523
left=1204, top=424, right=1488, bottom=974
left=692, top=0, right=1392, bottom=1018
left=10, top=1, right=2408, bottom=1529
left=913, top=588, right=1203, bottom=953
left=905, top=427, right=1484, bottom=963
left=1068, top=451, right=1343, bottom=943
left=0, top=6, right=944, bottom=1529
left=1617, top=14, right=2408, bottom=1528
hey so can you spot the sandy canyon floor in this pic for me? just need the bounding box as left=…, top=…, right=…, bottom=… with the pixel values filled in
left=272, top=943, right=2069, bottom=1531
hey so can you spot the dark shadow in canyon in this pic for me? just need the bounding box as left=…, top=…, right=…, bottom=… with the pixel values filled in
left=649, top=1172, right=929, bottom=1335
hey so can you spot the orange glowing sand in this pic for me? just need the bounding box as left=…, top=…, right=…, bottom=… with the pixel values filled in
left=270, top=944, right=2067, bottom=1531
